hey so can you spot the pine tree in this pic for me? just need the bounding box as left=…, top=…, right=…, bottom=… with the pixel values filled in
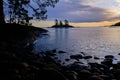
left=55, top=19, right=58, bottom=25
left=64, top=19, right=69, bottom=26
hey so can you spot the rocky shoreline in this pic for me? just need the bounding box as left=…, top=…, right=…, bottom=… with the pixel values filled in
left=1, top=23, right=120, bottom=80
left=1, top=44, right=120, bottom=80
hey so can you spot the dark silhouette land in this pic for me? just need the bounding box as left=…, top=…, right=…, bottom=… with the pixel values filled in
left=111, top=22, right=120, bottom=26
left=52, top=19, right=74, bottom=28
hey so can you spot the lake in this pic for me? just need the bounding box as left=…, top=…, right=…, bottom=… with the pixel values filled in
left=33, top=27, right=120, bottom=65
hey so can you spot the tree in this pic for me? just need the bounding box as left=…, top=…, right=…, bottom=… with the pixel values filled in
left=0, top=0, right=5, bottom=23
left=1, top=0, right=59, bottom=25
left=55, top=19, right=58, bottom=25
left=64, top=19, right=69, bottom=26
left=59, top=20, right=63, bottom=26
left=8, top=0, right=31, bottom=25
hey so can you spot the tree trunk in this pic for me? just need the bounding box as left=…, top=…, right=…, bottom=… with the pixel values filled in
left=0, top=0, right=5, bottom=23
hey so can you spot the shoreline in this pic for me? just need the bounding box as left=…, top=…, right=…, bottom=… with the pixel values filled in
left=1, top=23, right=120, bottom=80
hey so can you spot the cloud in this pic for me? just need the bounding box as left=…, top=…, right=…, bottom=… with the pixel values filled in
left=115, top=0, right=120, bottom=3
left=46, top=0, right=120, bottom=22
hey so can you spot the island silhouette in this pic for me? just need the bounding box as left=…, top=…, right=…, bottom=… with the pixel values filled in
left=52, top=19, right=74, bottom=28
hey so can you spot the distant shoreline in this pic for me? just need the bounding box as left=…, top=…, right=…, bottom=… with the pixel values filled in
left=51, top=25, right=74, bottom=28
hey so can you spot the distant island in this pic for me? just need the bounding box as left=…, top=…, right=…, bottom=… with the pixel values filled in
left=52, top=19, right=74, bottom=28
left=111, top=22, right=120, bottom=26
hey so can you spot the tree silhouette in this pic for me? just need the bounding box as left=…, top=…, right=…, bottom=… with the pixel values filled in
left=55, top=19, right=58, bottom=26
left=8, top=0, right=33, bottom=25
left=64, top=19, right=69, bottom=26
left=0, top=1, right=5, bottom=23
left=59, top=20, right=63, bottom=26
left=1, top=0, right=59, bottom=25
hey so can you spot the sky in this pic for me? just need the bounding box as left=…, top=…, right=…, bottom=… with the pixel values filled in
left=32, top=0, right=120, bottom=27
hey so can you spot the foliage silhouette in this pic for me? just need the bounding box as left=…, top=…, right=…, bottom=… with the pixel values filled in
left=52, top=19, right=74, bottom=28
left=1, top=0, right=59, bottom=25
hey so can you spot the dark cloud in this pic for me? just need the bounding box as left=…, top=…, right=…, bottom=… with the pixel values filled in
left=46, top=0, right=120, bottom=22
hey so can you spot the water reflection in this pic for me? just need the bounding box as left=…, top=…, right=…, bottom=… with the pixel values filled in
left=34, top=27, right=120, bottom=64
left=54, top=28, right=69, bottom=50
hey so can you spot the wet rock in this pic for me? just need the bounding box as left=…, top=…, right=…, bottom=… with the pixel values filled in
left=67, top=63, right=88, bottom=71
left=105, top=55, right=114, bottom=59
left=54, top=57, right=58, bottom=60
left=65, top=58, right=70, bottom=61
left=84, top=56, right=92, bottom=59
left=113, top=64, right=120, bottom=69
left=46, top=51, right=56, bottom=56
left=101, top=59, right=113, bottom=68
left=80, top=52, right=85, bottom=55
left=94, top=56, right=100, bottom=60
left=70, top=54, right=83, bottom=60
left=78, top=69, right=91, bottom=80
left=118, top=53, right=120, bottom=55
left=88, top=75, right=104, bottom=80
left=88, top=63, right=99, bottom=68
left=117, top=61, right=120, bottom=64
left=112, top=69, right=120, bottom=80
left=21, top=62, right=29, bottom=68
left=90, top=67, right=102, bottom=74
left=100, top=75, right=111, bottom=80
left=66, top=71, right=78, bottom=80
left=52, top=49, right=56, bottom=53
left=74, top=61, right=84, bottom=64
left=58, top=51, right=66, bottom=53
left=39, top=68, right=67, bottom=80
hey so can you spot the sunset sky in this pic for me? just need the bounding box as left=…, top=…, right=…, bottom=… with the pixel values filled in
left=33, top=0, right=120, bottom=27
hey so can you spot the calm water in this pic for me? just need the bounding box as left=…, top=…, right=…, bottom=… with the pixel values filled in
left=33, top=27, right=120, bottom=65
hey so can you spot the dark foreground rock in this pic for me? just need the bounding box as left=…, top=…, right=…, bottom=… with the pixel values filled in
left=1, top=41, right=120, bottom=80
left=0, top=23, right=47, bottom=43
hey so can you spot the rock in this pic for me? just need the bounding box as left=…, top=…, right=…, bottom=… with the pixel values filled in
left=52, top=49, right=57, bottom=53
left=88, top=63, right=99, bottom=67
left=46, top=51, right=56, bottom=56
left=67, top=63, right=88, bottom=71
left=80, top=52, right=85, bottom=55
left=105, top=55, right=114, bottom=59
left=78, top=69, right=91, bottom=80
left=100, top=75, right=111, bottom=80
left=70, top=54, right=83, bottom=60
left=65, top=58, right=70, bottom=61
left=39, top=68, right=67, bottom=80
left=94, top=56, right=100, bottom=60
left=84, top=56, right=92, bottom=59
left=74, top=61, right=84, bottom=64
left=117, top=61, right=120, bottom=64
left=101, top=59, right=113, bottom=68
left=88, top=75, right=104, bottom=80
left=90, top=67, right=102, bottom=74
left=113, top=64, right=120, bottom=69
left=66, top=71, right=78, bottom=80
left=58, top=51, right=66, bottom=53
left=21, top=62, right=29, bottom=68
left=113, top=69, right=120, bottom=80
left=118, top=53, right=120, bottom=55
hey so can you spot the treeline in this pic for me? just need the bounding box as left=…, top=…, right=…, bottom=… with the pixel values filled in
left=52, top=19, right=74, bottom=28
left=54, top=19, right=69, bottom=26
